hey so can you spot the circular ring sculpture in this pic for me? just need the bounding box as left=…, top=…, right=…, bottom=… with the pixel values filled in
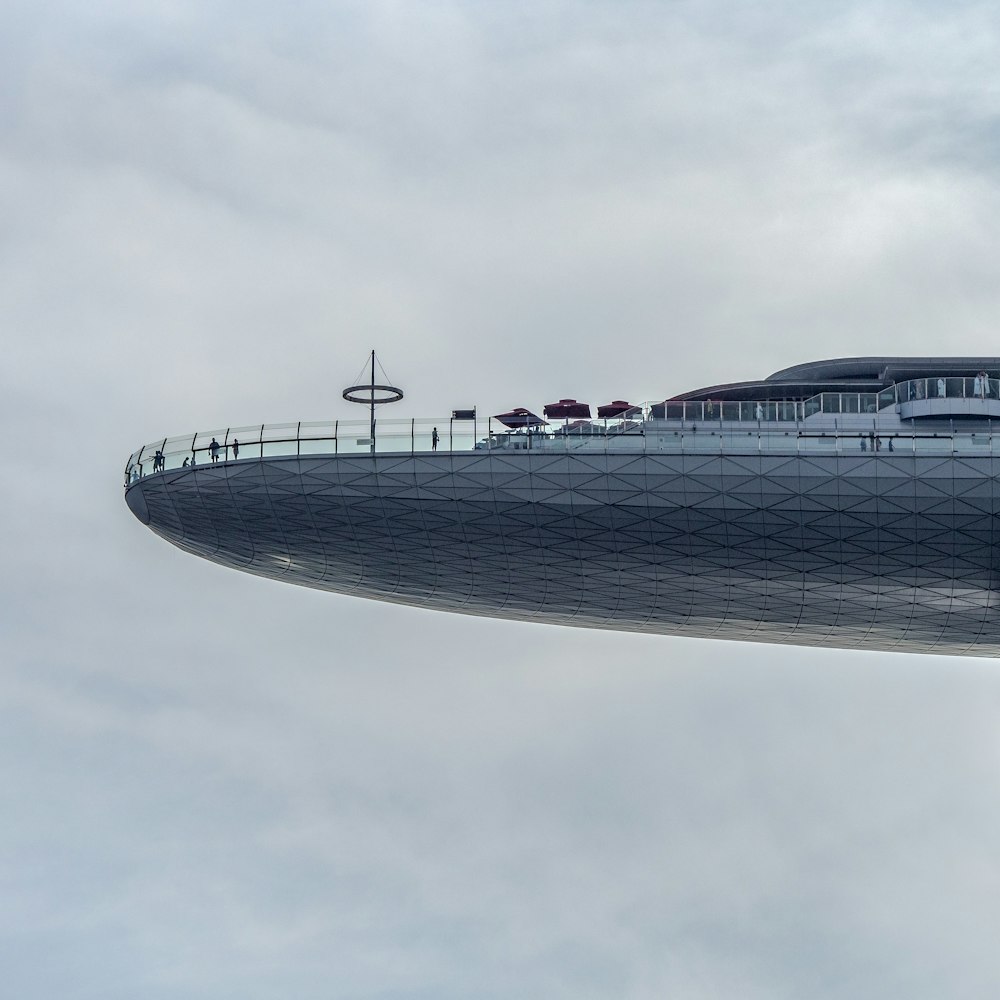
left=342, top=384, right=404, bottom=405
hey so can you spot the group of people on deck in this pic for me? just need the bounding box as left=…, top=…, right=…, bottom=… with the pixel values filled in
left=140, top=436, right=242, bottom=476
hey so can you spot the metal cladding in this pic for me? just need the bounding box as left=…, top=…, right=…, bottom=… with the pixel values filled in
left=126, top=448, right=1000, bottom=657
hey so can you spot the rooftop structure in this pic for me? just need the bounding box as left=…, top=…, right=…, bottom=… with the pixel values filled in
left=125, top=358, right=1000, bottom=657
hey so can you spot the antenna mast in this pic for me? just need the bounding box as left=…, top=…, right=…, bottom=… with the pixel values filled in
left=343, top=350, right=404, bottom=454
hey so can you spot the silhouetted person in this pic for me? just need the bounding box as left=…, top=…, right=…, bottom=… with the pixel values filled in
left=860, top=436, right=867, bottom=451
left=232, top=438, right=239, bottom=460
left=210, top=437, right=220, bottom=463
left=432, top=427, right=439, bottom=451
left=182, top=456, right=189, bottom=467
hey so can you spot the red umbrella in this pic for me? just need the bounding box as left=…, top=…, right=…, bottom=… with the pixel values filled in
left=596, top=400, right=638, bottom=419
left=493, top=408, right=547, bottom=428
left=543, top=399, right=592, bottom=419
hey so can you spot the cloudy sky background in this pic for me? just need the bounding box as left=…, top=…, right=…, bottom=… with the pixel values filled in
left=6, top=1, right=1000, bottom=996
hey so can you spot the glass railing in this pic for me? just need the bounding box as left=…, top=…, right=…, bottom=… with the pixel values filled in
left=648, top=376, right=1000, bottom=424
left=125, top=415, right=1000, bottom=487
left=126, top=375, right=1000, bottom=482
left=657, top=399, right=804, bottom=422
left=125, top=417, right=484, bottom=482
left=894, top=375, right=999, bottom=402
left=653, top=390, right=897, bottom=423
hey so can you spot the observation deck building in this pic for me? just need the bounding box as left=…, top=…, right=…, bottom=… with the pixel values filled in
left=125, top=358, right=1000, bottom=657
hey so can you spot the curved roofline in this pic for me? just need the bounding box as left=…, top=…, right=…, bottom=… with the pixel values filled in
left=667, top=357, right=1000, bottom=402
left=768, top=357, right=1000, bottom=383
left=669, top=379, right=884, bottom=403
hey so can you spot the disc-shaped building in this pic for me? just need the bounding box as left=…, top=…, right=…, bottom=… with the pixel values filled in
left=125, top=357, right=1000, bottom=656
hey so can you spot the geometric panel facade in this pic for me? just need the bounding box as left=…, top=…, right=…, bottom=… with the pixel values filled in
left=126, top=450, right=1000, bottom=657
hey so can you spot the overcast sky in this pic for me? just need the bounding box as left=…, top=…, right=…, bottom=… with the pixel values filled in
left=5, top=2, right=1000, bottom=997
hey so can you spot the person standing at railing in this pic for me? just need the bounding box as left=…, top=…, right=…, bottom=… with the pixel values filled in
left=432, top=427, right=439, bottom=451
left=210, top=437, right=220, bottom=463
left=232, top=438, right=239, bottom=460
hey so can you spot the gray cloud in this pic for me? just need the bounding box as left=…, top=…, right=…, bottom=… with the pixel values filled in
left=5, top=1, right=1000, bottom=997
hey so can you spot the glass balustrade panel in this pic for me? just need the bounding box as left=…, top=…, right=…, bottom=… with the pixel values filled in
left=260, top=423, right=300, bottom=444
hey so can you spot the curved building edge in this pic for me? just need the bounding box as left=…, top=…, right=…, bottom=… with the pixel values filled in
left=125, top=449, right=1000, bottom=658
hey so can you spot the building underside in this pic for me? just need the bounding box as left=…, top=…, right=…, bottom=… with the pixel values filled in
left=125, top=450, right=1000, bottom=657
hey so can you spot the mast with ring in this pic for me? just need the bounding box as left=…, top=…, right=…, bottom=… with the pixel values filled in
left=342, top=349, right=403, bottom=454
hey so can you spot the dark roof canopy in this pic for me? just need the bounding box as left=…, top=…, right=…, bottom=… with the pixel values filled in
left=493, top=408, right=546, bottom=428
left=669, top=357, right=1000, bottom=403
left=596, top=400, right=638, bottom=418
left=544, top=399, right=591, bottom=419
left=767, top=357, right=1000, bottom=383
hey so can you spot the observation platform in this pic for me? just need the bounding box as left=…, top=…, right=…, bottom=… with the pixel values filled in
left=125, top=375, right=1000, bottom=487
left=123, top=360, right=1000, bottom=657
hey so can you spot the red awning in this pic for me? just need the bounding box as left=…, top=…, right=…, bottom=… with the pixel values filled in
left=597, top=400, right=639, bottom=418
left=543, top=398, right=592, bottom=419
left=493, top=408, right=547, bottom=428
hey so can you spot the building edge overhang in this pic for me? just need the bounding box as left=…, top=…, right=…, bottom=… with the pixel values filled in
left=125, top=483, right=151, bottom=524
left=122, top=448, right=1000, bottom=658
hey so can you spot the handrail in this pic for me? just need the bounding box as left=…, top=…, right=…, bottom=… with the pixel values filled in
left=125, top=415, right=1000, bottom=487
left=127, top=372, right=1000, bottom=483
left=126, top=375, right=1000, bottom=485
